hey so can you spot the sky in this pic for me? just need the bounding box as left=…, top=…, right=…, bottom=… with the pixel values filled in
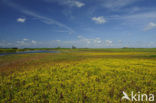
left=0, top=0, right=156, bottom=48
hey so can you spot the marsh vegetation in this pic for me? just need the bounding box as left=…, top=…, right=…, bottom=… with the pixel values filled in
left=0, top=48, right=156, bottom=102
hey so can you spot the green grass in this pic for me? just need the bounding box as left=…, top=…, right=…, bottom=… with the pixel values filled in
left=1, top=48, right=156, bottom=53
left=0, top=49, right=156, bottom=102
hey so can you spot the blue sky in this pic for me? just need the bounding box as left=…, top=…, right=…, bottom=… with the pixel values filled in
left=0, top=0, right=156, bottom=48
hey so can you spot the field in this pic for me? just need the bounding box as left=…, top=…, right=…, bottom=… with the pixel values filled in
left=0, top=49, right=156, bottom=102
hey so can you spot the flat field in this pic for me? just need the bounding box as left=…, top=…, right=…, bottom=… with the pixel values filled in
left=0, top=49, right=156, bottom=102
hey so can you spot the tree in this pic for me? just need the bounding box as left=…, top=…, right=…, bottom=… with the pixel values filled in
left=72, top=45, right=76, bottom=49
left=12, top=47, right=18, bottom=49
left=56, top=46, right=61, bottom=49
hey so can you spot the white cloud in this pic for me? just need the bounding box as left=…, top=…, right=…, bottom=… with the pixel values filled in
left=92, top=16, right=106, bottom=24
left=107, top=11, right=156, bottom=21
left=23, top=10, right=74, bottom=34
left=101, top=0, right=139, bottom=10
left=1, top=38, right=155, bottom=48
left=74, top=1, right=85, bottom=8
left=32, top=40, right=37, bottom=44
left=11, top=39, right=38, bottom=47
left=94, top=38, right=102, bottom=44
left=124, top=12, right=156, bottom=19
left=106, top=11, right=156, bottom=31
left=105, top=40, right=112, bottom=44
left=144, top=22, right=156, bottom=31
left=23, top=38, right=28, bottom=41
left=45, top=0, right=85, bottom=8
left=4, top=0, right=75, bottom=34
left=105, top=40, right=113, bottom=46
left=129, top=7, right=140, bottom=13
left=17, top=18, right=26, bottom=23
left=76, top=36, right=114, bottom=48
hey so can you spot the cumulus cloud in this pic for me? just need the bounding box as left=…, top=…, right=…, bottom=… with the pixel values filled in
left=32, top=40, right=37, bottom=44
left=17, top=18, right=26, bottom=23
left=23, top=38, right=28, bottom=41
left=92, top=16, right=106, bottom=24
left=105, top=40, right=113, bottom=46
left=144, top=22, right=156, bottom=31
left=15, top=39, right=38, bottom=47
left=105, top=40, right=112, bottom=44
left=76, top=36, right=113, bottom=48
left=1, top=38, right=155, bottom=48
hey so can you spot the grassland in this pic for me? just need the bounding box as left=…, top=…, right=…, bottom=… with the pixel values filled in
left=0, top=48, right=58, bottom=53
left=1, top=48, right=156, bottom=53
left=0, top=49, right=156, bottom=102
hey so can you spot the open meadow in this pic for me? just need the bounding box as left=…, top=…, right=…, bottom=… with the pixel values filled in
left=0, top=48, right=156, bottom=102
